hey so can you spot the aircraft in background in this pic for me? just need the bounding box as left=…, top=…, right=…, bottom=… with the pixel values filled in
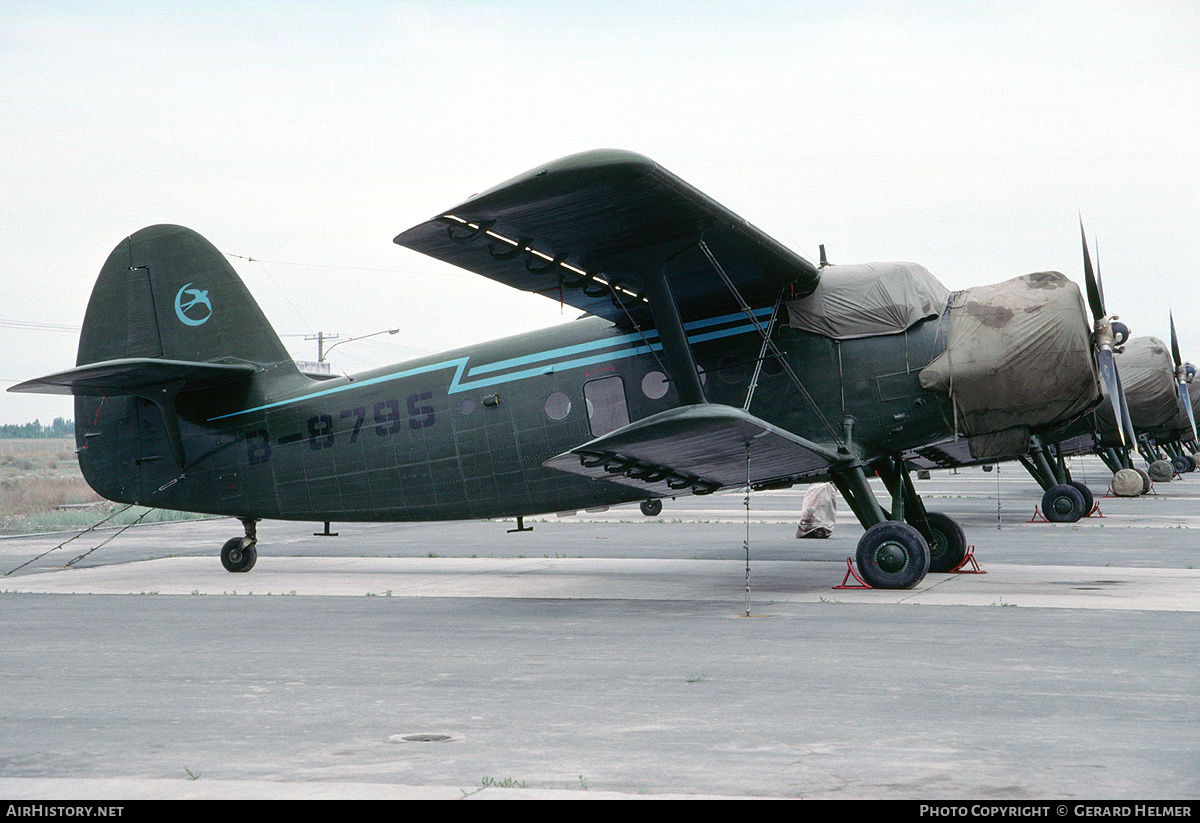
left=1096, top=316, right=1198, bottom=481
left=10, top=150, right=1129, bottom=588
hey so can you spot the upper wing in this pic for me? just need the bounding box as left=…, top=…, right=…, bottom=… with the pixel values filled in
left=393, top=150, right=819, bottom=327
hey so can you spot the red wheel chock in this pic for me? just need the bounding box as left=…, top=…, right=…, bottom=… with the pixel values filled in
left=835, top=546, right=987, bottom=587
left=1030, top=502, right=1105, bottom=522
left=833, top=557, right=872, bottom=589
left=950, top=545, right=987, bottom=574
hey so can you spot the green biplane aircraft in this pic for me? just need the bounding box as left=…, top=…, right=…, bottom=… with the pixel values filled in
left=10, top=150, right=1129, bottom=589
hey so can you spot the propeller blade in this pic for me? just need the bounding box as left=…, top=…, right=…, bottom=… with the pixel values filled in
left=1081, top=220, right=1104, bottom=322
left=1170, top=311, right=1182, bottom=368
left=1096, top=347, right=1128, bottom=447
left=1169, top=312, right=1196, bottom=442
left=1179, top=382, right=1199, bottom=445
left=1112, top=358, right=1139, bottom=449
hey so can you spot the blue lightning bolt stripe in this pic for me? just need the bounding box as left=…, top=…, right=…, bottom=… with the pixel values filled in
left=207, top=308, right=774, bottom=422
left=207, top=358, right=471, bottom=421
left=465, top=308, right=771, bottom=379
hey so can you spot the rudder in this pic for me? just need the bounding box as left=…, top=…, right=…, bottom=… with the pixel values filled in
left=78, top=224, right=292, bottom=368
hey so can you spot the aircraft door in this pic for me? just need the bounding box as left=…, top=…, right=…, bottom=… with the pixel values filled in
left=584, top=375, right=631, bottom=438
left=131, top=396, right=173, bottom=501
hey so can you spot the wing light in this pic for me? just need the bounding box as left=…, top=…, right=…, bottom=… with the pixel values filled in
left=439, top=214, right=646, bottom=302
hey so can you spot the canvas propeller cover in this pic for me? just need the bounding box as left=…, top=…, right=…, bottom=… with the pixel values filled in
left=1192, top=375, right=1200, bottom=440
left=785, top=262, right=950, bottom=339
left=1107, top=337, right=1184, bottom=432
left=918, top=271, right=1098, bottom=459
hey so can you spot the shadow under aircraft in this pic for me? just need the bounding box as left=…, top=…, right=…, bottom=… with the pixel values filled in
left=10, top=150, right=1126, bottom=589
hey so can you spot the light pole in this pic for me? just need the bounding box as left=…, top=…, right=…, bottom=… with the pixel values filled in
left=317, top=328, right=400, bottom=362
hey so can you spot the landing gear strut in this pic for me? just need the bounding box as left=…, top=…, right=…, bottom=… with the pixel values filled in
left=221, top=518, right=258, bottom=573
left=830, top=453, right=954, bottom=589
left=1019, top=435, right=1097, bottom=520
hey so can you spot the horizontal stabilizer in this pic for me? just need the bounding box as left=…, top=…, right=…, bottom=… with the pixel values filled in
left=8, top=358, right=255, bottom=397
left=10, top=358, right=255, bottom=470
left=544, top=404, right=840, bottom=496
left=394, top=150, right=819, bottom=327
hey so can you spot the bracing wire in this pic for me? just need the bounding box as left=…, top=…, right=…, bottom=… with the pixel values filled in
left=5, top=504, right=137, bottom=576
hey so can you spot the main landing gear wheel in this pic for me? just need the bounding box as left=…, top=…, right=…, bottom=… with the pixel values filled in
left=639, top=499, right=663, bottom=517
left=923, top=511, right=967, bottom=573
left=1069, top=480, right=1094, bottom=516
left=1171, top=455, right=1191, bottom=476
left=221, top=537, right=257, bottom=573
left=1041, top=483, right=1086, bottom=523
left=856, top=522, right=930, bottom=589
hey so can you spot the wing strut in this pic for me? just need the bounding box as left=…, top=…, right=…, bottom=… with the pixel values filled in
left=699, top=240, right=843, bottom=447
left=643, top=265, right=707, bottom=406
left=742, top=288, right=785, bottom=412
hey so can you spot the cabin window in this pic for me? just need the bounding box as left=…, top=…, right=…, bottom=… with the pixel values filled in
left=641, top=371, right=669, bottom=400
left=584, top=376, right=630, bottom=437
left=544, top=391, right=572, bottom=421
left=718, top=355, right=746, bottom=384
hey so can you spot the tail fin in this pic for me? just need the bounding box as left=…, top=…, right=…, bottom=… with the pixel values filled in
left=78, top=224, right=291, bottom=368
left=11, top=225, right=298, bottom=476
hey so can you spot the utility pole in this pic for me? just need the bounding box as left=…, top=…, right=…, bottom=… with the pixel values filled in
left=305, top=331, right=339, bottom=536
left=305, top=331, right=340, bottom=362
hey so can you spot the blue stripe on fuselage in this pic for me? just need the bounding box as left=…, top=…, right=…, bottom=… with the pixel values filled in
left=466, top=308, right=771, bottom=378
left=208, top=308, right=774, bottom=422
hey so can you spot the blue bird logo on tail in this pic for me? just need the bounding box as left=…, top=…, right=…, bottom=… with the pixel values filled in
left=175, top=283, right=213, bottom=326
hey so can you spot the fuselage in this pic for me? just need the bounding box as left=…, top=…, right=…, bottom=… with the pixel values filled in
left=77, top=307, right=956, bottom=521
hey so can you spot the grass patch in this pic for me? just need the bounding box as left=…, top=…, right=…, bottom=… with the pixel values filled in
left=0, top=438, right=212, bottom=534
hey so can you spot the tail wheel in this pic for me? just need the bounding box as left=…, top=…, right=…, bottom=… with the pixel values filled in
left=639, top=499, right=663, bottom=517
left=856, top=522, right=929, bottom=589
left=221, top=537, right=257, bottom=573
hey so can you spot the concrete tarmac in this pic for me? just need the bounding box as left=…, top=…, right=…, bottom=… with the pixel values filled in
left=1, top=457, right=1197, bottom=800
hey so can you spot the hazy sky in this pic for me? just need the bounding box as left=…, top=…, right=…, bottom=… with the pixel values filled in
left=3, top=0, right=1197, bottom=424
